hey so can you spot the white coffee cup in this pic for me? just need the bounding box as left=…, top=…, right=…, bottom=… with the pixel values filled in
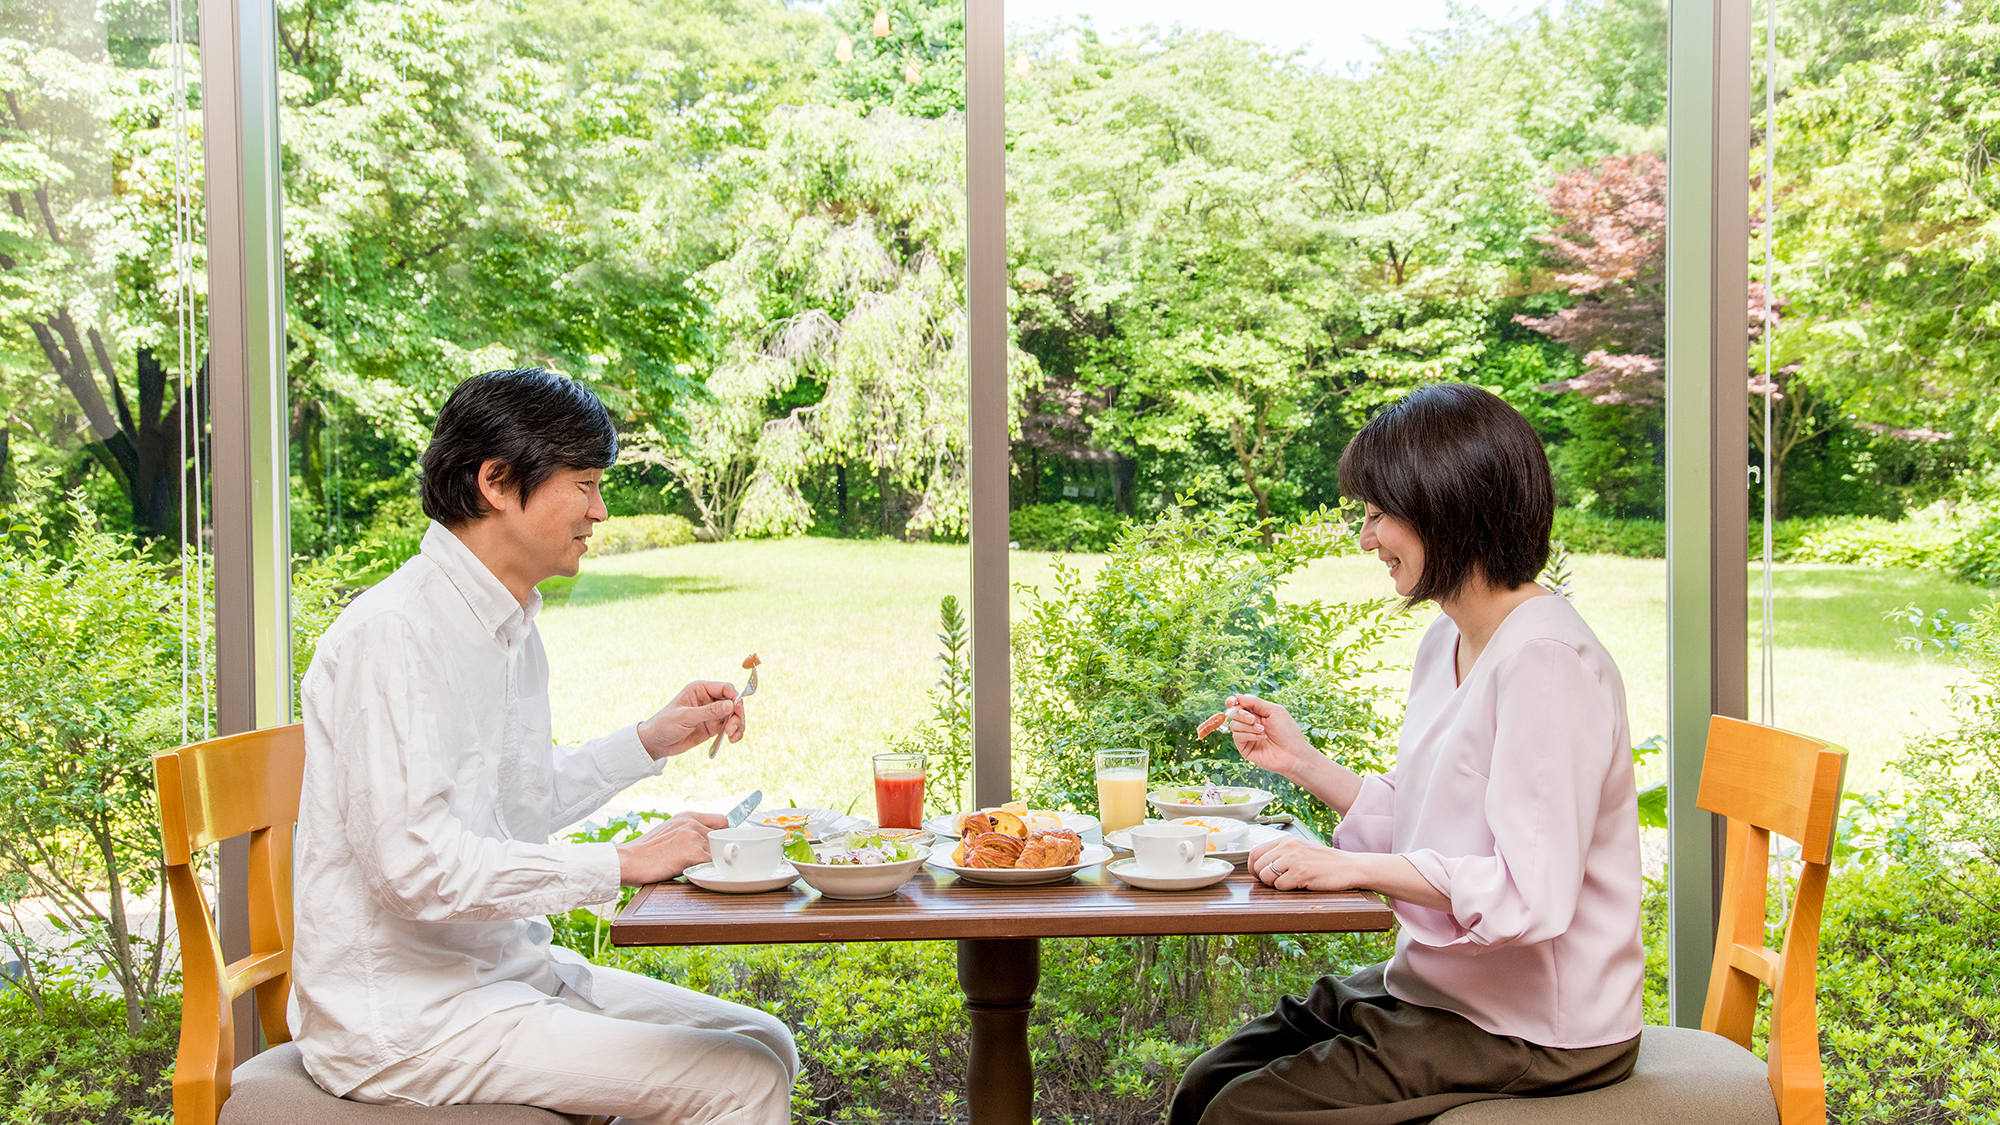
left=1128, top=822, right=1208, bottom=878
left=710, top=825, right=786, bottom=880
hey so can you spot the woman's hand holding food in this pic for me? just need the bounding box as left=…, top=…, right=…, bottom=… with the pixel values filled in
left=1222, top=694, right=1364, bottom=815
left=616, top=810, right=729, bottom=886
left=638, top=681, right=745, bottom=760
left=1248, top=836, right=1452, bottom=912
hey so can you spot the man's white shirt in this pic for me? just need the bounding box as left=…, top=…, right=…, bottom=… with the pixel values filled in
left=290, top=521, right=668, bottom=1096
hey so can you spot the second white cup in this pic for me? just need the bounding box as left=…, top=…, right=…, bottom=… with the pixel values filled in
left=709, top=824, right=786, bottom=879
left=1128, top=822, right=1208, bottom=878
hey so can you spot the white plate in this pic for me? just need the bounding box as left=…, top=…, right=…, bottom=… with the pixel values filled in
left=682, top=861, right=800, bottom=894
left=1146, top=787, right=1275, bottom=821
left=747, top=808, right=845, bottom=840
left=1107, top=855, right=1233, bottom=891
left=924, top=811, right=1100, bottom=839
left=1105, top=822, right=1286, bottom=866
left=926, top=843, right=1114, bottom=885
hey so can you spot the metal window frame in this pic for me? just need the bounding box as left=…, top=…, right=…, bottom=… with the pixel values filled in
left=201, top=0, right=293, bottom=1060
left=199, top=0, right=1751, bottom=1058
left=1664, top=0, right=1750, bottom=1027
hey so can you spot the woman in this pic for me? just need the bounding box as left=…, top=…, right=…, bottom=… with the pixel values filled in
left=1169, top=383, right=1643, bottom=1125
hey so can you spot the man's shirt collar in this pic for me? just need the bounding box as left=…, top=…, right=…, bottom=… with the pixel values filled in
left=420, top=520, right=543, bottom=646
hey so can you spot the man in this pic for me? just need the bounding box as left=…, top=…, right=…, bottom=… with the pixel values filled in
left=291, top=368, right=798, bottom=1123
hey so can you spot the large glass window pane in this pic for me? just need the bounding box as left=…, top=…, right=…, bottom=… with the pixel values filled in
left=0, top=0, right=208, bottom=1033
left=287, top=0, right=970, bottom=820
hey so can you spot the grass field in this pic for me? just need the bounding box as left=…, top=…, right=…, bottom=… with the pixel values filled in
left=536, top=539, right=1994, bottom=821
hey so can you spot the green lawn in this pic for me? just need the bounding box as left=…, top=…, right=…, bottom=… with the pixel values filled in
left=538, top=539, right=1993, bottom=819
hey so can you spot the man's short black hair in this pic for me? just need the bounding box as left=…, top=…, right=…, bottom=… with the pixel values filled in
left=1336, top=382, right=1554, bottom=605
left=419, top=368, right=618, bottom=526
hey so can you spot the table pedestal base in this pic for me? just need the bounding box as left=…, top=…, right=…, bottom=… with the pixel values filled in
left=956, top=937, right=1040, bottom=1125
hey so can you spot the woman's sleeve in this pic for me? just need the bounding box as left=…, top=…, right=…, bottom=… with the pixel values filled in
left=1329, top=772, right=1397, bottom=854
left=1394, top=639, right=1614, bottom=950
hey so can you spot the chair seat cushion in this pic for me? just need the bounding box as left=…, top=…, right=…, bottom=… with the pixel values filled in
left=1433, top=1025, right=1779, bottom=1125
left=218, top=1043, right=574, bottom=1125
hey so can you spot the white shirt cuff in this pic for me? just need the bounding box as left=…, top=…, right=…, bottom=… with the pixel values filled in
left=565, top=841, right=625, bottom=905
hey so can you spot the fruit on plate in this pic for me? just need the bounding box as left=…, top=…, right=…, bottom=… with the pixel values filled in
left=952, top=828, right=1083, bottom=870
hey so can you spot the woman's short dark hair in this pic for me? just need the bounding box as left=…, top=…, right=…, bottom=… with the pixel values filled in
left=1336, top=383, right=1554, bottom=605
left=420, top=368, right=618, bottom=526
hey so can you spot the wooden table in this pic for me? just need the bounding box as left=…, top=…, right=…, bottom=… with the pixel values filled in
left=612, top=858, right=1395, bottom=1125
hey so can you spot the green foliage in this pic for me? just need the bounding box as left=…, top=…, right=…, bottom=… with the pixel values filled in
left=1818, top=865, right=2000, bottom=1124
left=1010, top=502, right=1403, bottom=835
left=1786, top=510, right=1967, bottom=570
left=1895, top=601, right=2000, bottom=905
left=0, top=482, right=185, bottom=1034
left=612, top=929, right=1393, bottom=1122
left=584, top=514, right=698, bottom=557
left=1953, top=510, right=2000, bottom=588
left=0, top=983, right=175, bottom=1125
left=1550, top=509, right=1665, bottom=557
left=884, top=595, right=970, bottom=817
left=1008, top=503, right=1125, bottom=554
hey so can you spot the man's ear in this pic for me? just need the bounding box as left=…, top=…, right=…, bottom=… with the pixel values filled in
left=475, top=459, right=517, bottom=516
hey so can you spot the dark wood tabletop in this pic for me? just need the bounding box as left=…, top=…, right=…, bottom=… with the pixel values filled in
left=611, top=864, right=1396, bottom=946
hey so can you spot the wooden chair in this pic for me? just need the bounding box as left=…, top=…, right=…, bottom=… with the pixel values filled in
left=1435, top=715, right=1848, bottom=1125
left=157, top=725, right=569, bottom=1124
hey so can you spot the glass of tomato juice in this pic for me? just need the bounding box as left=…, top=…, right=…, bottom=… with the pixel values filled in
left=872, top=752, right=927, bottom=829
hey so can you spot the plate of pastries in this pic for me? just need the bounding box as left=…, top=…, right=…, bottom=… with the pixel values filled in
left=924, top=809, right=1114, bottom=886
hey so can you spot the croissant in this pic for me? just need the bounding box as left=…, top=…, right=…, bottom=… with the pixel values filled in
left=1016, top=828, right=1083, bottom=869
left=961, top=831, right=1026, bottom=868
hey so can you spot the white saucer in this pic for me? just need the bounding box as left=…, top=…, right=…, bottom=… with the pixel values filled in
left=1106, top=856, right=1233, bottom=891
left=682, top=862, right=800, bottom=894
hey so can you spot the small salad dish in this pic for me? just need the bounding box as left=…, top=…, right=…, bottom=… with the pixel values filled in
left=784, top=832, right=931, bottom=900
left=1147, top=784, right=1274, bottom=821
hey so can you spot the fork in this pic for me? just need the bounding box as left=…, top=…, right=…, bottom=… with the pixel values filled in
left=707, top=654, right=760, bottom=759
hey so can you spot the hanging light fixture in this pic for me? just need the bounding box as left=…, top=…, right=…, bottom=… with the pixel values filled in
left=874, top=6, right=891, bottom=38
left=904, top=59, right=921, bottom=84
left=835, top=33, right=854, bottom=62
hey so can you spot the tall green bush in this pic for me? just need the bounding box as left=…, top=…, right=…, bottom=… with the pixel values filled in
left=0, top=487, right=188, bottom=1035
left=1010, top=501, right=1403, bottom=833
left=1896, top=601, right=2000, bottom=907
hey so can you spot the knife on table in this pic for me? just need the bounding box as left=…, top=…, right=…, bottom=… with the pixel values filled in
left=725, top=790, right=763, bottom=828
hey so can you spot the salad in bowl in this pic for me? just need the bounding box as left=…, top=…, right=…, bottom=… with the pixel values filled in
left=783, top=831, right=930, bottom=899
left=1147, top=783, right=1274, bottom=821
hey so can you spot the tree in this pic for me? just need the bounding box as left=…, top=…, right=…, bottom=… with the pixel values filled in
left=0, top=5, right=204, bottom=539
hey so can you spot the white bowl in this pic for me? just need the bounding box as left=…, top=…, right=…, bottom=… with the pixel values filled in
left=1147, top=786, right=1274, bottom=821
left=789, top=843, right=930, bottom=900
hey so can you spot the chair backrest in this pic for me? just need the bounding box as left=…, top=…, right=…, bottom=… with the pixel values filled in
left=1696, top=715, right=1848, bottom=1125
left=155, top=725, right=306, bottom=1125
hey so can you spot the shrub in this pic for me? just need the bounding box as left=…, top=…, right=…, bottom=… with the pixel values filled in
left=1550, top=509, right=1665, bottom=557
left=584, top=514, right=698, bottom=557
left=1009, top=502, right=1127, bottom=553
left=1895, top=601, right=2000, bottom=903
left=1953, top=510, right=2000, bottom=588
left=1011, top=501, right=1403, bottom=835
left=1785, top=513, right=1961, bottom=570
left=0, top=984, right=175, bottom=1125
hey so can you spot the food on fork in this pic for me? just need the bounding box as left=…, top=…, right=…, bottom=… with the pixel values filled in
left=1197, top=711, right=1229, bottom=739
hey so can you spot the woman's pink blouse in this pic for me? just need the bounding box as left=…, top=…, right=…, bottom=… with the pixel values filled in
left=1330, top=594, right=1644, bottom=1049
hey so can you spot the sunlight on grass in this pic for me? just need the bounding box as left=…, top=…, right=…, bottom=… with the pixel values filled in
left=539, top=540, right=1994, bottom=817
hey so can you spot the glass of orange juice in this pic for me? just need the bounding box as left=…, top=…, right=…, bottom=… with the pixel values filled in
left=1094, top=748, right=1150, bottom=833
